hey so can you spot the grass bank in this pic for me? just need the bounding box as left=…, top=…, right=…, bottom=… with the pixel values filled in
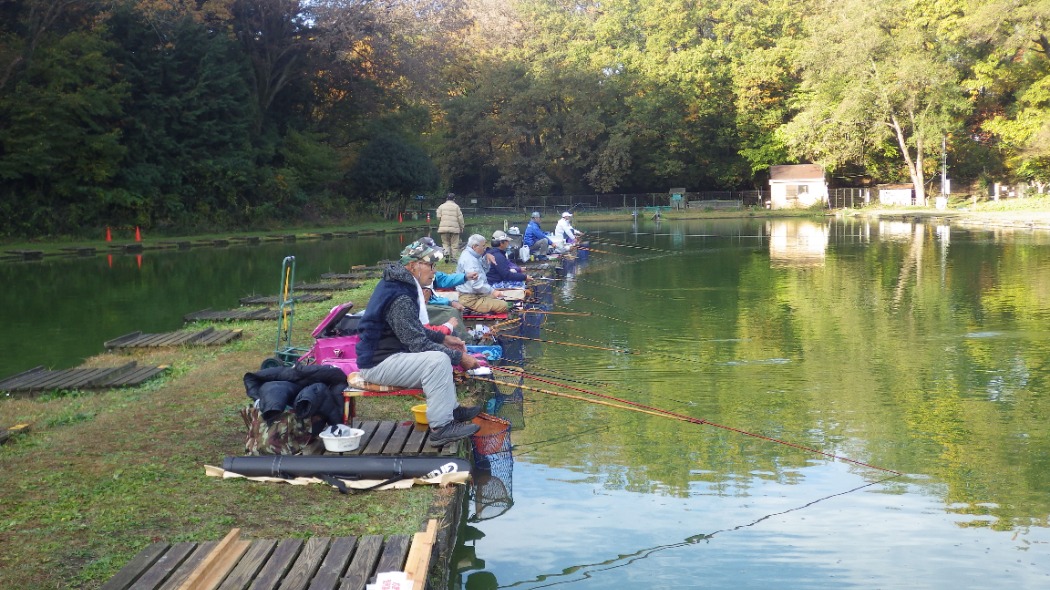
left=0, top=277, right=464, bottom=589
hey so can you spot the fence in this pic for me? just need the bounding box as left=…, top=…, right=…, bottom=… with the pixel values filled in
left=463, top=191, right=771, bottom=216
left=828, top=188, right=871, bottom=209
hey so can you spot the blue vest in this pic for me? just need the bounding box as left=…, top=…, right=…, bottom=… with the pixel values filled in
left=354, top=273, right=417, bottom=369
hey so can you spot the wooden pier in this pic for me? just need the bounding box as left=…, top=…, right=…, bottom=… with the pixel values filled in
left=238, top=294, right=332, bottom=305
left=100, top=522, right=440, bottom=590
left=295, top=281, right=360, bottom=292
left=0, top=361, right=168, bottom=394
left=184, top=308, right=281, bottom=322
left=321, top=272, right=380, bottom=281
left=105, top=327, right=243, bottom=350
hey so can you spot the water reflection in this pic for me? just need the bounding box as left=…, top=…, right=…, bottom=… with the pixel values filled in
left=767, top=220, right=828, bottom=267
left=452, top=218, right=1050, bottom=588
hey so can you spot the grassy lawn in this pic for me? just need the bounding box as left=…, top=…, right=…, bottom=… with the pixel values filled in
left=0, top=278, right=464, bottom=589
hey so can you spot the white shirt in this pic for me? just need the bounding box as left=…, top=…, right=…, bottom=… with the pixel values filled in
left=555, top=217, right=576, bottom=243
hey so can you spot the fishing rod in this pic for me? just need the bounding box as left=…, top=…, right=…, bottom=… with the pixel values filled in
left=575, top=246, right=613, bottom=254
left=497, top=332, right=634, bottom=355
left=532, top=325, right=706, bottom=365
left=585, top=237, right=680, bottom=254
left=476, top=373, right=900, bottom=475
left=520, top=309, right=592, bottom=317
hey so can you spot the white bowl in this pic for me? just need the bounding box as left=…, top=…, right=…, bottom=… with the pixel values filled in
left=319, top=425, right=365, bottom=453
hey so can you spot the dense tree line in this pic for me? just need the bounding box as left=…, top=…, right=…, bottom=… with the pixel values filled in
left=0, top=0, right=1047, bottom=237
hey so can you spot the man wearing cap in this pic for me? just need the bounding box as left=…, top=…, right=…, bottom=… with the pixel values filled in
left=436, top=193, right=465, bottom=259
left=486, top=230, right=530, bottom=289
left=523, top=211, right=550, bottom=257
left=355, top=240, right=482, bottom=444
left=455, top=234, right=510, bottom=314
left=554, top=211, right=582, bottom=246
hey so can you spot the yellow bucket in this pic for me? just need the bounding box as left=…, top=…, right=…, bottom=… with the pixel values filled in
left=411, top=404, right=428, bottom=425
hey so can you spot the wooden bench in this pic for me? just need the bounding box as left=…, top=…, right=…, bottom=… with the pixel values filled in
left=101, top=521, right=440, bottom=590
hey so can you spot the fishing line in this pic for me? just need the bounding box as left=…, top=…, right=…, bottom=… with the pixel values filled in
left=476, top=373, right=901, bottom=475
left=496, top=474, right=901, bottom=589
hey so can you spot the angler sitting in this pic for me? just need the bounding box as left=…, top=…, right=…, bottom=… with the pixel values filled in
left=523, top=211, right=551, bottom=258
left=455, top=234, right=510, bottom=314
left=355, top=240, right=482, bottom=444
left=554, top=211, right=583, bottom=249
left=486, top=230, right=531, bottom=289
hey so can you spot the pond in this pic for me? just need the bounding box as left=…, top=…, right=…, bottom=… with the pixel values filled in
left=452, top=217, right=1050, bottom=589
left=0, top=233, right=407, bottom=380
left=3, top=217, right=1049, bottom=588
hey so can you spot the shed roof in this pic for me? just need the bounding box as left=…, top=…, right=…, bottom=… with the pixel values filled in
left=770, top=164, right=824, bottom=181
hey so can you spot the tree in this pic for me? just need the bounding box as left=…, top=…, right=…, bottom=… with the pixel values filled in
left=108, top=7, right=256, bottom=227
left=0, top=29, right=127, bottom=235
left=350, top=134, right=439, bottom=218
left=963, top=0, right=1050, bottom=185
left=780, top=0, right=970, bottom=204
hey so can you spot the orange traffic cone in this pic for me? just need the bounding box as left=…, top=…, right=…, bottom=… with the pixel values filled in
left=135, top=226, right=141, bottom=241
left=105, top=227, right=112, bottom=242
left=427, top=212, right=431, bottom=223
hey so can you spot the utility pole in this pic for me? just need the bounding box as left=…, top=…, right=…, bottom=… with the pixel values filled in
left=941, top=136, right=949, bottom=196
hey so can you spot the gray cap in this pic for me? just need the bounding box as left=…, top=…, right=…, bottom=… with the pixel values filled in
left=531, top=211, right=541, bottom=218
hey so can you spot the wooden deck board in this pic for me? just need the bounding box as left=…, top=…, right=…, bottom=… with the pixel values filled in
left=99, top=541, right=169, bottom=590
left=337, top=536, right=383, bottom=590
left=305, top=536, right=357, bottom=590
left=247, top=538, right=303, bottom=590
left=360, top=422, right=396, bottom=455
left=158, top=541, right=219, bottom=590
left=132, top=542, right=198, bottom=589
left=218, top=539, right=278, bottom=590
left=277, top=536, right=330, bottom=590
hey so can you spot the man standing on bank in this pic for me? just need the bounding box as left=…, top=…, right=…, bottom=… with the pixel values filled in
left=436, top=192, right=466, bottom=259
left=355, top=240, right=482, bottom=444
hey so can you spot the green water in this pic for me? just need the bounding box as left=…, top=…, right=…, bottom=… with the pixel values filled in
left=3, top=218, right=1049, bottom=587
left=454, top=218, right=1050, bottom=589
left=0, top=234, right=403, bottom=379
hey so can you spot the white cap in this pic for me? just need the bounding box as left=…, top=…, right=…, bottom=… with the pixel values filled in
left=491, top=230, right=510, bottom=241
left=562, top=211, right=572, bottom=217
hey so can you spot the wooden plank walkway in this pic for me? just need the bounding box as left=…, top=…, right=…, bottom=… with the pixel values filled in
left=0, top=362, right=169, bottom=394
left=100, top=529, right=421, bottom=590
left=184, top=308, right=280, bottom=322
left=105, top=328, right=243, bottom=350
left=238, top=294, right=332, bottom=305
left=295, top=281, right=361, bottom=292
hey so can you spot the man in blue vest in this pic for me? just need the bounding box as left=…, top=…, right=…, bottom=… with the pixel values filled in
left=355, top=240, right=482, bottom=444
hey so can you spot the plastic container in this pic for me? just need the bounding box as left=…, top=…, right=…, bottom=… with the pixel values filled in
left=411, top=404, right=429, bottom=425
left=319, top=425, right=365, bottom=453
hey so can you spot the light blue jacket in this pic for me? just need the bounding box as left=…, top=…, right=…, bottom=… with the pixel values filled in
left=455, top=247, right=495, bottom=295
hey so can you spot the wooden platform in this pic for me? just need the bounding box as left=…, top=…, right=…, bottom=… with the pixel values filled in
left=295, top=281, right=361, bottom=292
left=105, top=328, right=243, bottom=350
left=3, top=249, right=44, bottom=260
left=238, top=294, right=332, bottom=305
left=320, top=272, right=380, bottom=281
left=0, top=361, right=168, bottom=394
left=345, top=418, right=462, bottom=456
left=100, top=526, right=429, bottom=590
left=184, top=308, right=280, bottom=322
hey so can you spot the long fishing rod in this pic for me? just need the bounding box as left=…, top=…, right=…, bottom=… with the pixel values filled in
left=528, top=325, right=706, bottom=365
left=478, top=372, right=901, bottom=475
left=585, top=237, right=679, bottom=254
left=520, top=310, right=592, bottom=317
left=497, top=332, right=634, bottom=355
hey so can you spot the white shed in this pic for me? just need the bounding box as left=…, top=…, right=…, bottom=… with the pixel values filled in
left=877, top=184, right=915, bottom=206
left=768, top=164, right=828, bottom=209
